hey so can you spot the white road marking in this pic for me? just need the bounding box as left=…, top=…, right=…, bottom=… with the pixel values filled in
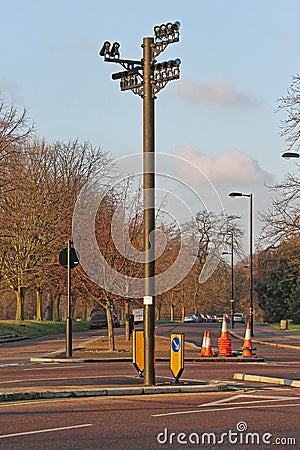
left=153, top=402, right=300, bottom=417
left=0, top=364, right=21, bottom=368
left=23, top=366, right=85, bottom=371
left=0, top=423, right=93, bottom=439
left=152, top=393, right=300, bottom=417
left=197, top=393, right=300, bottom=408
left=0, top=374, right=137, bottom=384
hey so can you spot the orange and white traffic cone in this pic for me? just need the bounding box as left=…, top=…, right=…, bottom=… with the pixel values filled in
left=199, top=330, right=207, bottom=356
left=203, top=331, right=213, bottom=357
left=218, top=315, right=232, bottom=357
left=220, top=315, right=229, bottom=338
left=242, top=322, right=255, bottom=357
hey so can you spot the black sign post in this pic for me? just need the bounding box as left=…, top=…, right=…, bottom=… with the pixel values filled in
left=59, top=241, right=79, bottom=358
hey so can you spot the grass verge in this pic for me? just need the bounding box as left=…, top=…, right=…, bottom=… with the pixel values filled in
left=0, top=320, right=90, bottom=337
left=269, top=323, right=300, bottom=332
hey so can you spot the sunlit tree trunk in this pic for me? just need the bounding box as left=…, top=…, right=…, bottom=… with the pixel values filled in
left=81, top=299, right=88, bottom=321
left=36, top=287, right=43, bottom=320
left=52, top=288, right=60, bottom=321
left=15, top=286, right=25, bottom=321
left=156, top=304, right=161, bottom=321
left=46, top=293, right=53, bottom=320
left=170, top=303, right=175, bottom=321
left=125, top=300, right=130, bottom=341
left=105, top=298, right=115, bottom=351
left=181, top=305, right=185, bottom=322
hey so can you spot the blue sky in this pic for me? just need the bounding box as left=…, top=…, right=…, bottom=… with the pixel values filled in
left=1, top=0, right=300, bottom=250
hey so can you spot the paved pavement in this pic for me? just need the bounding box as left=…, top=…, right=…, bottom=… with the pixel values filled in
left=231, top=323, right=300, bottom=349
left=0, top=324, right=299, bottom=402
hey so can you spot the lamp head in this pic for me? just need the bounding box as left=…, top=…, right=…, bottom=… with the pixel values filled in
left=153, top=21, right=181, bottom=39
left=173, top=58, right=181, bottom=67
left=110, top=42, right=120, bottom=58
left=160, top=24, right=167, bottom=36
left=99, top=41, right=111, bottom=57
left=281, top=151, right=300, bottom=160
left=154, top=25, right=161, bottom=37
left=229, top=192, right=243, bottom=198
left=172, top=21, right=181, bottom=31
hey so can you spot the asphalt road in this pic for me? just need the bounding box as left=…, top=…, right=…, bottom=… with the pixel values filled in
left=0, top=389, right=299, bottom=449
left=0, top=323, right=299, bottom=449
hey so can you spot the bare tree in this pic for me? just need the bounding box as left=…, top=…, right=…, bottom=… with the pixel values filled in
left=277, top=74, right=300, bottom=154
left=0, top=138, right=111, bottom=320
left=260, top=172, right=300, bottom=247
left=0, top=96, right=34, bottom=161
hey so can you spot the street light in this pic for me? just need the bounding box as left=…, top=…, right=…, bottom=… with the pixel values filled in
left=281, top=152, right=300, bottom=160
left=99, top=22, right=181, bottom=386
left=229, top=192, right=254, bottom=336
left=222, top=232, right=234, bottom=329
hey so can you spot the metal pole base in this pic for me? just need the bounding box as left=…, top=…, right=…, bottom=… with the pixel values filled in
left=66, top=317, right=72, bottom=358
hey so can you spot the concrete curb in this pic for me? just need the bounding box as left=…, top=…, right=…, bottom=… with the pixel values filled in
left=234, top=373, right=300, bottom=388
left=0, top=383, right=228, bottom=403
left=252, top=339, right=300, bottom=351
left=0, top=335, right=29, bottom=343
left=229, top=331, right=300, bottom=351
left=30, top=355, right=265, bottom=364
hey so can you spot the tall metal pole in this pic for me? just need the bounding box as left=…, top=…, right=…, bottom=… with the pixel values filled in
left=66, top=239, right=72, bottom=357
left=230, top=233, right=234, bottom=329
left=249, top=194, right=254, bottom=337
left=99, top=22, right=181, bottom=386
left=143, top=37, right=155, bottom=386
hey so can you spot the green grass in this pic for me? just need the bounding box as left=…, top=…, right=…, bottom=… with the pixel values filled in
left=0, top=320, right=90, bottom=337
left=269, top=323, right=300, bottom=332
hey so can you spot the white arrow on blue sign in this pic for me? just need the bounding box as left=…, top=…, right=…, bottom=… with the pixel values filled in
left=171, top=337, right=181, bottom=352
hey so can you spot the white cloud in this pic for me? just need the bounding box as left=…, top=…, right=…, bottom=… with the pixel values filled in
left=178, top=79, right=260, bottom=108
left=174, top=146, right=275, bottom=249
left=175, top=145, right=274, bottom=189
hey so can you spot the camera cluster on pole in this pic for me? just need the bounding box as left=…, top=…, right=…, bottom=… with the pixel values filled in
left=98, top=21, right=181, bottom=98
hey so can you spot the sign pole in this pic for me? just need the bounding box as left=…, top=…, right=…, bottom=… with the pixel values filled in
left=66, top=240, right=72, bottom=358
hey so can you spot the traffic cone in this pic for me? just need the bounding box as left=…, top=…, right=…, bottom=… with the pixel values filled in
left=218, top=315, right=232, bottom=356
left=242, top=322, right=255, bottom=357
left=199, top=330, right=207, bottom=356
left=220, top=315, right=229, bottom=338
left=203, top=331, right=213, bottom=357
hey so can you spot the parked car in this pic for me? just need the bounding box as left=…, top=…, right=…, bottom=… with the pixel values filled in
left=217, top=314, right=229, bottom=323
left=204, top=314, right=212, bottom=322
left=90, top=310, right=107, bottom=329
left=233, top=313, right=245, bottom=323
left=210, top=315, right=217, bottom=322
left=195, top=314, right=205, bottom=323
left=90, top=310, right=120, bottom=329
left=184, top=314, right=198, bottom=323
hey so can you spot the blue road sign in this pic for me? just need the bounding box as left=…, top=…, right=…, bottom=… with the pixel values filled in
left=171, top=337, right=181, bottom=353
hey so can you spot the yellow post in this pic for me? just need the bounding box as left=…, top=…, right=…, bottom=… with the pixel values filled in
left=133, top=330, right=144, bottom=377
left=170, top=333, right=184, bottom=383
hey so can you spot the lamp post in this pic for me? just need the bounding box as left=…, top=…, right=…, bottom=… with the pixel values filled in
left=223, top=232, right=234, bottom=329
left=281, top=152, right=300, bottom=159
left=229, top=192, right=254, bottom=336
left=99, top=22, right=181, bottom=386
